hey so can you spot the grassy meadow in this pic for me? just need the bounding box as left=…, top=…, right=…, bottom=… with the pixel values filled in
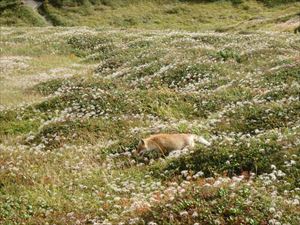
left=0, top=0, right=299, bottom=32
left=0, top=0, right=300, bottom=224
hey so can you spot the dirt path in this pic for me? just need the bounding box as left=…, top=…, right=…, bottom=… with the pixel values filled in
left=23, top=0, right=42, bottom=9
left=22, top=0, right=52, bottom=25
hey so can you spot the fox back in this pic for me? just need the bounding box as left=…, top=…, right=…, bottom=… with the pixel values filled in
left=136, top=133, right=193, bottom=155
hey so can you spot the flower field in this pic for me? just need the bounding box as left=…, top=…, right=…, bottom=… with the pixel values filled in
left=0, top=26, right=299, bottom=224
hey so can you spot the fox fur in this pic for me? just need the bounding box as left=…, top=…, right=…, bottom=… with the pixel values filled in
left=136, top=133, right=211, bottom=156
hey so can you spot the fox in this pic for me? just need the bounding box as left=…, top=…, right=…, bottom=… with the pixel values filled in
left=136, top=133, right=211, bottom=156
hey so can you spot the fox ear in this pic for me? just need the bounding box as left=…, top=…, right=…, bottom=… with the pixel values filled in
left=139, top=139, right=145, bottom=145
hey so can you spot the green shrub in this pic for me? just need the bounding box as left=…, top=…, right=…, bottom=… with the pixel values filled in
left=67, top=34, right=114, bottom=58
left=258, top=0, right=298, bottom=6
left=32, top=78, right=65, bottom=96
left=215, top=49, right=242, bottom=63
left=0, top=3, right=46, bottom=26
left=156, top=138, right=288, bottom=179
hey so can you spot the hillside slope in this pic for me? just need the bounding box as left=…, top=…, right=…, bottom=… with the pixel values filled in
left=0, top=0, right=299, bottom=32
left=1, top=26, right=299, bottom=224
left=0, top=0, right=48, bottom=26
left=1, top=0, right=300, bottom=224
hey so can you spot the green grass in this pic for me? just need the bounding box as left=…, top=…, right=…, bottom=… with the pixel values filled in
left=1, top=0, right=300, bottom=32
left=42, top=0, right=299, bottom=31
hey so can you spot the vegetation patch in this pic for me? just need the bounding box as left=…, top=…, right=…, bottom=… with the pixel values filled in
left=0, top=23, right=299, bottom=224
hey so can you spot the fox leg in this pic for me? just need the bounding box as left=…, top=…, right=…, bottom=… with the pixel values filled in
left=150, top=140, right=166, bottom=157
left=156, top=144, right=166, bottom=157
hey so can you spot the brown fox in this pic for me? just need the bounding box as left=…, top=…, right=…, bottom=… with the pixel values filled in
left=136, top=133, right=211, bottom=156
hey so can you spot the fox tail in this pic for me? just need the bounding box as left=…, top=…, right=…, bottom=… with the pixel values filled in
left=193, top=135, right=211, bottom=146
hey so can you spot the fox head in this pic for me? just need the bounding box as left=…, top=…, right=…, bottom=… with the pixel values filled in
left=136, top=139, right=146, bottom=155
